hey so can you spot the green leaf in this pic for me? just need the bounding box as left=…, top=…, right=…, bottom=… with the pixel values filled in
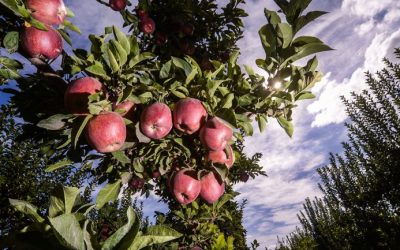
left=72, top=115, right=92, bottom=149
left=86, top=62, right=111, bottom=80
left=3, top=31, right=19, bottom=53
left=96, top=180, right=122, bottom=209
left=172, top=57, right=192, bottom=76
left=112, top=151, right=131, bottom=165
left=294, top=11, right=328, bottom=34
left=0, top=0, right=20, bottom=16
left=0, top=56, right=23, bottom=69
left=37, top=114, right=73, bottom=130
left=277, top=23, right=293, bottom=48
left=277, top=116, right=294, bottom=137
left=62, top=20, right=81, bottom=34
left=129, top=52, right=154, bottom=67
left=63, top=186, right=80, bottom=214
left=281, top=43, right=333, bottom=68
left=49, top=214, right=85, bottom=250
left=160, top=61, right=172, bottom=79
left=296, top=91, right=316, bottom=101
left=256, top=114, right=268, bottom=133
left=107, top=49, right=120, bottom=73
left=103, top=207, right=140, bottom=250
left=9, top=199, right=45, bottom=223
left=66, top=7, right=75, bottom=17
left=239, top=121, right=253, bottom=136
left=113, top=26, right=130, bottom=53
left=0, top=68, right=20, bottom=80
left=49, top=186, right=80, bottom=217
left=45, top=159, right=73, bottom=172
left=216, top=109, right=237, bottom=127
left=259, top=24, right=277, bottom=57
left=110, top=40, right=128, bottom=66
left=207, top=79, right=225, bottom=98
left=127, top=225, right=182, bottom=250
left=58, top=29, right=72, bottom=46
left=29, top=18, right=48, bottom=30
left=264, top=9, right=281, bottom=26
left=220, top=93, right=234, bottom=109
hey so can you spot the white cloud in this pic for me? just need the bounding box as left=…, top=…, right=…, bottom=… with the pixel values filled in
left=342, top=0, right=396, bottom=19
left=308, top=29, right=400, bottom=127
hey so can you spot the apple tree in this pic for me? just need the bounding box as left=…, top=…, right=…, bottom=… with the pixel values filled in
left=0, top=0, right=331, bottom=248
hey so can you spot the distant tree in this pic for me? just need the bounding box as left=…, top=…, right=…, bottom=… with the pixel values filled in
left=277, top=49, right=400, bottom=249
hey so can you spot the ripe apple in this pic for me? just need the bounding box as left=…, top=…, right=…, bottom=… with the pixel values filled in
left=109, top=0, right=126, bottom=11
left=25, top=0, right=67, bottom=25
left=200, top=172, right=225, bottom=204
left=200, top=57, right=213, bottom=71
left=140, top=17, right=156, bottom=35
left=113, top=100, right=135, bottom=118
left=152, top=170, right=161, bottom=179
left=173, top=169, right=201, bottom=205
left=181, top=23, right=194, bottom=36
left=130, top=177, right=145, bottom=189
left=140, top=103, right=172, bottom=139
left=180, top=40, right=196, bottom=56
left=100, top=224, right=110, bottom=241
left=200, top=117, right=233, bottom=151
left=21, top=26, right=63, bottom=59
left=155, top=32, right=168, bottom=46
left=86, top=112, right=126, bottom=153
left=64, top=77, right=103, bottom=115
left=173, top=98, right=207, bottom=134
left=136, top=9, right=149, bottom=19
left=240, top=173, right=250, bottom=182
left=206, top=145, right=235, bottom=168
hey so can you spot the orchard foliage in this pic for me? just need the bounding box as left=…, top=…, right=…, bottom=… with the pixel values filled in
left=0, top=0, right=330, bottom=248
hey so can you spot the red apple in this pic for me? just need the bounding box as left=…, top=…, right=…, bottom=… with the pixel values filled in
left=200, top=117, right=233, bottom=151
left=64, top=77, right=103, bottom=115
left=100, top=224, right=111, bottom=241
left=86, top=112, right=126, bottom=153
left=206, top=145, right=235, bottom=168
left=200, top=172, right=225, bottom=204
left=181, top=23, right=194, bottom=36
left=155, top=32, right=168, bottom=46
left=136, top=9, right=149, bottom=19
left=26, top=0, right=67, bottom=25
left=140, top=103, right=172, bottom=139
left=113, top=100, right=135, bottom=118
left=152, top=170, right=161, bottom=179
left=130, top=177, right=145, bottom=189
left=21, top=26, right=63, bottom=59
left=140, top=17, right=156, bottom=35
left=200, top=57, right=213, bottom=71
left=109, top=0, right=126, bottom=11
left=180, top=40, right=196, bottom=56
left=173, top=98, right=207, bottom=134
left=240, top=173, right=249, bottom=183
left=173, top=169, right=201, bottom=205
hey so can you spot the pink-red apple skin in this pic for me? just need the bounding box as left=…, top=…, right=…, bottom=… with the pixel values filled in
left=109, top=0, right=126, bottom=11
left=113, top=100, right=135, bottom=118
left=206, top=145, right=235, bottom=168
left=64, top=77, right=103, bottom=115
left=140, top=103, right=172, bottom=139
left=173, top=169, right=201, bottom=205
left=26, top=0, right=67, bottom=25
left=21, top=26, right=63, bottom=59
left=200, top=117, right=233, bottom=151
left=173, top=98, right=207, bottom=134
left=140, top=18, right=156, bottom=34
left=200, top=172, right=225, bottom=204
left=137, top=9, right=149, bottom=19
left=86, top=112, right=126, bottom=153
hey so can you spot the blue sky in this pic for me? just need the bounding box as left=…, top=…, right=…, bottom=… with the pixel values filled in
left=1, top=0, right=400, bottom=248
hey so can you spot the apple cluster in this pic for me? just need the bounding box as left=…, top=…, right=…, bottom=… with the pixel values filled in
left=22, top=0, right=66, bottom=60
left=63, top=76, right=235, bottom=204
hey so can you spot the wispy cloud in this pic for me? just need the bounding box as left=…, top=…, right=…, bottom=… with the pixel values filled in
left=233, top=0, right=400, bottom=248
